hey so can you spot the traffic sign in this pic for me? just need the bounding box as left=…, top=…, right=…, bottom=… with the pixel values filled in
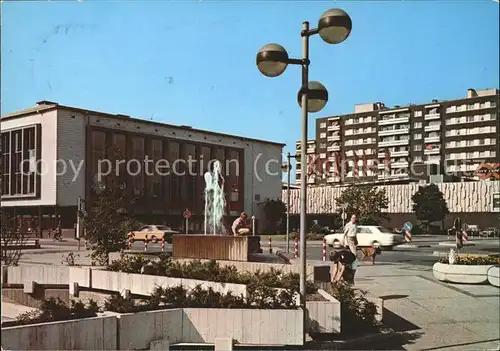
left=402, top=222, right=413, bottom=232
left=183, top=209, right=192, bottom=219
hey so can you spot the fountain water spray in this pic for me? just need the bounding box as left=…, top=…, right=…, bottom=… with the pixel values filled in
left=203, top=160, right=226, bottom=235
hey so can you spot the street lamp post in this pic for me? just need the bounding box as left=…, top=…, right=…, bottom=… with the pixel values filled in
left=285, top=152, right=297, bottom=253
left=256, top=7, right=352, bottom=317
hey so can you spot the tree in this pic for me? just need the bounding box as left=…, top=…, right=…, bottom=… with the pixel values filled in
left=1, top=211, right=27, bottom=266
left=79, top=184, right=138, bottom=266
left=261, top=199, right=287, bottom=233
left=335, top=185, right=389, bottom=225
left=412, top=183, right=449, bottom=231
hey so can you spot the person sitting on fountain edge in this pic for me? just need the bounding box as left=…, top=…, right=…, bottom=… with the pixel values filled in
left=232, top=212, right=250, bottom=236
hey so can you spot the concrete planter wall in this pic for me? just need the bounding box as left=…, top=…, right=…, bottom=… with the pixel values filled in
left=487, top=266, right=500, bottom=287
left=305, top=289, right=341, bottom=334
left=433, top=262, right=495, bottom=284
left=2, top=308, right=303, bottom=350
left=5, top=265, right=69, bottom=285
left=69, top=268, right=248, bottom=297
left=1, top=316, right=117, bottom=350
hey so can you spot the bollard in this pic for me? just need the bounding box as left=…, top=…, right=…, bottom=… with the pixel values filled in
left=404, top=230, right=412, bottom=243
left=268, top=236, right=272, bottom=254
left=294, top=237, right=299, bottom=258
left=322, top=238, right=327, bottom=261
left=144, top=238, right=148, bottom=252
left=161, top=237, right=165, bottom=252
left=462, top=230, right=469, bottom=242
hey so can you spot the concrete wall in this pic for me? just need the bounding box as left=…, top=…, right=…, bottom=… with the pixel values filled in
left=70, top=268, right=248, bottom=297
left=284, top=181, right=500, bottom=214
left=2, top=308, right=303, bottom=349
left=1, top=110, right=58, bottom=207
left=6, top=265, right=69, bottom=285
left=172, top=258, right=331, bottom=282
left=2, top=287, right=69, bottom=309
left=1, top=316, right=118, bottom=350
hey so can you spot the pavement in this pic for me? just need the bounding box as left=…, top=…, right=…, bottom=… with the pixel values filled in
left=350, top=262, right=500, bottom=351
left=1, top=297, right=39, bottom=323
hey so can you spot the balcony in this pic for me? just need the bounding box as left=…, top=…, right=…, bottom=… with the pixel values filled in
left=327, top=124, right=340, bottom=131
left=306, top=147, right=316, bottom=154
left=424, top=148, right=441, bottom=155
left=424, top=113, right=441, bottom=120
left=377, top=161, right=408, bottom=169
left=327, top=135, right=341, bottom=142
left=424, top=136, right=440, bottom=143
left=378, top=139, right=410, bottom=147
left=378, top=128, right=410, bottom=137
left=327, top=144, right=341, bottom=152
left=424, top=124, right=441, bottom=132
left=327, top=177, right=340, bottom=183
left=378, top=116, right=410, bottom=126
left=378, top=150, right=409, bottom=158
left=377, top=173, right=409, bottom=180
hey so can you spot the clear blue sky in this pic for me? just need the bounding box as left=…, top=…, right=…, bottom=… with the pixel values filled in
left=2, top=0, right=499, bottom=159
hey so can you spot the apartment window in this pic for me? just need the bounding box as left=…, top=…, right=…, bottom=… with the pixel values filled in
left=2, top=132, right=11, bottom=196
left=414, top=122, right=422, bottom=128
left=414, top=145, right=422, bottom=151
left=414, top=156, right=422, bottom=162
left=150, top=139, right=164, bottom=197
left=319, top=143, right=326, bottom=148
left=131, top=136, right=145, bottom=196
left=320, top=122, right=326, bottom=128
left=320, top=132, right=326, bottom=138
left=414, top=134, right=422, bottom=140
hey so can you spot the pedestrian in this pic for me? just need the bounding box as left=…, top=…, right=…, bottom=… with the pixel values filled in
left=343, top=214, right=358, bottom=255
left=330, top=247, right=358, bottom=284
left=231, top=212, right=251, bottom=236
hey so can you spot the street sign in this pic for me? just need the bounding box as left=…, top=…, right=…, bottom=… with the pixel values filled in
left=493, top=193, right=500, bottom=212
left=403, top=222, right=413, bottom=232
left=183, top=209, right=192, bottom=219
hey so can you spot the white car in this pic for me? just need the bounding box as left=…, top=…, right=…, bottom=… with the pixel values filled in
left=324, top=225, right=405, bottom=249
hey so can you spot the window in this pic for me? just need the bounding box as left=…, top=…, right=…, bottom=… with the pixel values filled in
left=181, top=143, right=197, bottom=210
left=168, top=141, right=181, bottom=209
left=2, top=132, right=11, bottom=196
left=320, top=132, right=326, bottom=138
left=112, top=133, right=127, bottom=188
left=150, top=139, right=163, bottom=197
left=414, top=145, right=422, bottom=151
left=414, top=156, right=422, bottom=162
left=414, top=134, right=422, bottom=140
left=319, top=122, right=326, bottom=128
left=131, top=136, right=145, bottom=196
left=414, top=111, right=422, bottom=117
left=319, top=143, right=326, bottom=148
left=414, top=122, right=422, bottom=128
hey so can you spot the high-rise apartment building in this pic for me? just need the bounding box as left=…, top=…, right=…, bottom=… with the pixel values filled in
left=295, top=88, right=499, bottom=185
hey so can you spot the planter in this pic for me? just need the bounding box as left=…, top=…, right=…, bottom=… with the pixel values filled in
left=69, top=268, right=248, bottom=297
left=433, top=262, right=495, bottom=284
left=306, top=289, right=341, bottom=334
left=487, top=266, right=500, bottom=287
left=1, top=308, right=303, bottom=350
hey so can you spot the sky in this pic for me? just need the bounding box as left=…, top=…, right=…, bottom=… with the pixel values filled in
left=1, top=0, right=499, bottom=161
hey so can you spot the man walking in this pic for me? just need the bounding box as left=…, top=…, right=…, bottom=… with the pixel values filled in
left=343, top=214, right=358, bottom=255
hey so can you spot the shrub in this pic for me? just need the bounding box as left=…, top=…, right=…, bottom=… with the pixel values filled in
left=439, top=255, right=500, bottom=265
left=327, top=281, right=378, bottom=335
left=107, top=256, right=314, bottom=293
left=15, top=297, right=99, bottom=326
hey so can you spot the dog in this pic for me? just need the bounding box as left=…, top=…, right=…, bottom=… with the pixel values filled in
left=357, top=246, right=382, bottom=265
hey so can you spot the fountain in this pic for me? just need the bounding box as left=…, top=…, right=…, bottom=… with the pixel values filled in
left=203, top=160, right=226, bottom=235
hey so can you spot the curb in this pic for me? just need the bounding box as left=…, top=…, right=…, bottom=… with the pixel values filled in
left=437, top=242, right=475, bottom=247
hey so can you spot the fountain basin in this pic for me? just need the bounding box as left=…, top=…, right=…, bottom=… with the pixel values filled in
left=172, top=235, right=262, bottom=262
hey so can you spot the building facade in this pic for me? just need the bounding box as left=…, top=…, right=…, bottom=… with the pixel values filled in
left=1, top=101, right=284, bottom=232
left=296, top=88, right=499, bottom=185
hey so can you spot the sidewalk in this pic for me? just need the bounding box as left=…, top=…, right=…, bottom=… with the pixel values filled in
left=352, top=262, right=500, bottom=350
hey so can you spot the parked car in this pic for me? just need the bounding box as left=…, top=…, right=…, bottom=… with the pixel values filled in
left=324, top=225, right=406, bottom=249
left=464, top=224, right=480, bottom=236
left=479, top=227, right=499, bottom=238
left=127, top=225, right=179, bottom=243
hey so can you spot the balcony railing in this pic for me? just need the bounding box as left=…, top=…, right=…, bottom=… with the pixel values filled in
left=424, top=136, right=440, bottom=143
left=378, top=150, right=409, bottom=158
left=306, top=147, right=316, bottom=154
left=378, top=128, right=409, bottom=137
left=424, top=148, right=441, bottom=155
left=424, top=124, right=441, bottom=132
left=424, top=113, right=440, bottom=120
left=327, top=135, right=341, bottom=142
left=327, top=124, right=340, bottom=131
left=378, top=116, right=410, bottom=126
left=378, top=139, right=410, bottom=147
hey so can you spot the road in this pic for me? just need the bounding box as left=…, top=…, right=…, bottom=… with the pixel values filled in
left=34, top=236, right=499, bottom=267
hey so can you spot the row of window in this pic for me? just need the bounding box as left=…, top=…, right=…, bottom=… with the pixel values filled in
left=1, top=126, right=39, bottom=198
left=445, top=113, right=496, bottom=125
left=446, top=138, right=497, bottom=148
left=446, top=151, right=497, bottom=160
left=446, top=101, right=496, bottom=113
left=445, top=126, right=497, bottom=137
